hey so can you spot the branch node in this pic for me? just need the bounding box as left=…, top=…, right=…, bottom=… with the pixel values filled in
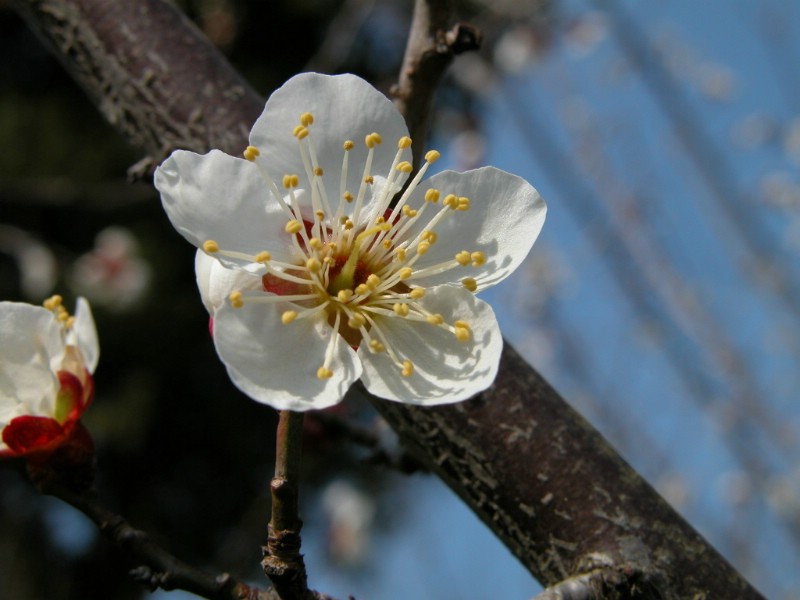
left=444, top=23, right=482, bottom=55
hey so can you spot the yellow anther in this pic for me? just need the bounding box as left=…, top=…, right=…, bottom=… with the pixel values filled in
left=57, top=310, right=70, bottom=322
left=462, top=277, right=478, bottom=292
left=454, top=323, right=471, bottom=342
left=396, top=161, right=413, bottom=173
left=255, top=251, right=272, bottom=263
left=285, top=220, right=303, bottom=234
left=365, top=132, right=382, bottom=148
left=402, top=205, right=418, bottom=218
left=422, top=230, right=438, bottom=244
left=444, top=194, right=458, bottom=209
left=398, top=136, right=412, bottom=149
left=396, top=247, right=407, bottom=262
left=283, top=174, right=300, bottom=188
left=293, top=125, right=309, bottom=140
left=315, top=210, right=325, bottom=221
left=306, top=257, right=322, bottom=273
left=344, top=220, right=354, bottom=230
left=426, top=314, right=444, bottom=325
left=317, top=366, right=333, bottom=380
left=375, top=216, right=386, bottom=224
left=410, top=287, right=426, bottom=300
left=364, top=175, right=374, bottom=184
left=354, top=283, right=369, bottom=295
left=243, top=145, right=260, bottom=161
left=366, top=274, right=381, bottom=290
left=314, top=166, right=324, bottom=176
left=343, top=191, right=354, bottom=203
left=455, top=251, right=471, bottom=266
left=65, top=316, right=76, bottom=329
left=417, top=241, right=430, bottom=255
left=203, top=240, right=220, bottom=253
left=229, top=291, right=244, bottom=308
left=300, top=112, right=314, bottom=126
left=339, top=216, right=349, bottom=224
left=337, top=289, right=354, bottom=302
left=44, top=294, right=63, bottom=310
left=382, top=239, right=393, bottom=249
left=425, top=149, right=441, bottom=163
left=323, top=256, right=335, bottom=265
left=398, top=267, right=413, bottom=280
left=393, top=303, right=410, bottom=317
left=471, top=251, right=486, bottom=267
left=281, top=310, right=298, bottom=324
left=457, top=197, right=471, bottom=211
left=425, top=189, right=440, bottom=203
left=309, top=238, right=323, bottom=251
left=401, top=360, right=414, bottom=377
left=348, top=313, right=366, bottom=329
left=369, top=339, right=385, bottom=353
left=343, top=140, right=354, bottom=151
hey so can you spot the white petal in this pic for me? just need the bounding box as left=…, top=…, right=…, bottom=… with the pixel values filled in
left=212, top=301, right=362, bottom=411
left=155, top=149, right=293, bottom=266
left=405, top=167, right=546, bottom=291
left=249, top=73, right=410, bottom=216
left=195, top=250, right=262, bottom=314
left=359, top=285, right=503, bottom=404
left=0, top=302, right=63, bottom=421
left=72, top=297, right=99, bottom=374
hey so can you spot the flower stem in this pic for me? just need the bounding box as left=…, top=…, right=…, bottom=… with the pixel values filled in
left=262, top=410, right=310, bottom=600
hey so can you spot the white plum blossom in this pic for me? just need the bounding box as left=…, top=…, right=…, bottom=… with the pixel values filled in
left=0, top=296, right=99, bottom=457
left=155, top=72, right=546, bottom=411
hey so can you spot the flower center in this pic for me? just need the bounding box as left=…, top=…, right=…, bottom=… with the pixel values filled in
left=203, top=112, right=487, bottom=381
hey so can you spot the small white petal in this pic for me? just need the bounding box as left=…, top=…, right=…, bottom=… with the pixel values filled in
left=359, top=286, right=502, bottom=404
left=72, top=297, right=99, bottom=374
left=0, top=302, right=63, bottom=421
left=155, top=150, right=292, bottom=266
left=195, top=250, right=262, bottom=314
left=212, top=302, right=362, bottom=411
left=250, top=73, right=411, bottom=215
left=404, top=167, right=546, bottom=291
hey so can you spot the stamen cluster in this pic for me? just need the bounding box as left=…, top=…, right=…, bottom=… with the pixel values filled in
left=203, top=113, right=486, bottom=381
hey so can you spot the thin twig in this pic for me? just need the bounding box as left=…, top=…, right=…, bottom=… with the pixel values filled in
left=392, top=0, right=481, bottom=168
left=42, top=482, right=277, bottom=600
left=262, top=410, right=311, bottom=600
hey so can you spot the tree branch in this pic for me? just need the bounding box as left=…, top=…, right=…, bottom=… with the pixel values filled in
left=262, top=411, right=312, bottom=600
left=391, top=0, right=480, bottom=167
left=10, top=1, right=766, bottom=598
left=43, top=482, right=277, bottom=600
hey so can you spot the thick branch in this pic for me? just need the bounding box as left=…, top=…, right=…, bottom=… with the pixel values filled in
left=12, top=0, right=263, bottom=176
left=11, top=1, right=765, bottom=598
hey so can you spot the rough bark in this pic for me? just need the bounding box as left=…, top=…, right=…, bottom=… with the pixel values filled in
left=11, top=1, right=765, bottom=598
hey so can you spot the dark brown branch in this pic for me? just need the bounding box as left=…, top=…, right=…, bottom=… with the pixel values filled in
left=12, top=0, right=263, bottom=178
left=10, top=1, right=765, bottom=598
left=367, top=345, right=763, bottom=600
left=392, top=0, right=480, bottom=167
left=43, top=482, right=276, bottom=600
left=530, top=567, right=661, bottom=600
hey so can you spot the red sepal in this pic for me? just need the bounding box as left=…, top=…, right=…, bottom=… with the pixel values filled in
left=3, top=415, right=69, bottom=456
